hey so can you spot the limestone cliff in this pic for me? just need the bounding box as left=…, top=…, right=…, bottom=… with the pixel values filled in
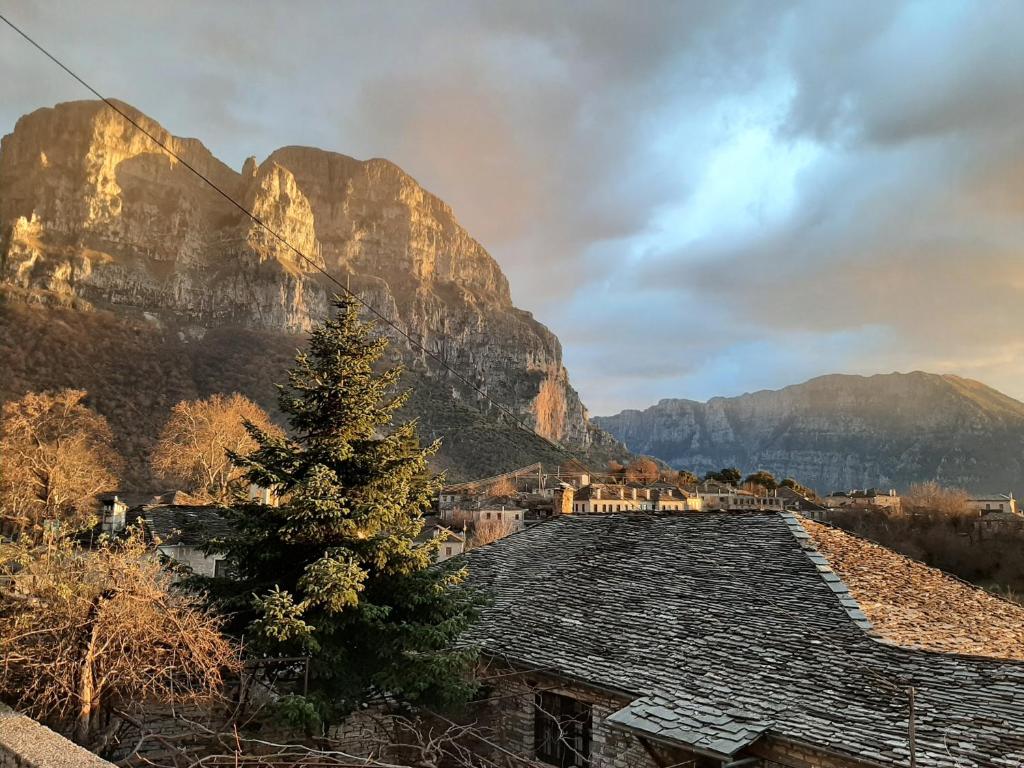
left=0, top=100, right=618, bottom=480
left=594, top=372, right=1024, bottom=495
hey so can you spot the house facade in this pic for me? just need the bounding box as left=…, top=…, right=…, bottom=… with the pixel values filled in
left=968, top=493, right=1018, bottom=516
left=695, top=482, right=785, bottom=512
left=825, top=488, right=901, bottom=511
left=416, top=520, right=466, bottom=562
left=440, top=500, right=527, bottom=531
left=461, top=513, right=1024, bottom=768
left=570, top=483, right=701, bottom=514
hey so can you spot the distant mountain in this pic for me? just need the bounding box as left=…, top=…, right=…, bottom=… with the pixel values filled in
left=593, top=372, right=1024, bottom=495
left=0, top=100, right=625, bottom=485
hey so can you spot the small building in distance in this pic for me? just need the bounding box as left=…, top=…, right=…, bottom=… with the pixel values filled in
left=417, top=518, right=466, bottom=562
left=824, top=488, right=901, bottom=512
left=775, top=485, right=831, bottom=520
left=440, top=498, right=527, bottom=532
left=694, top=481, right=786, bottom=512
left=570, top=482, right=700, bottom=514
left=968, top=493, right=1018, bottom=516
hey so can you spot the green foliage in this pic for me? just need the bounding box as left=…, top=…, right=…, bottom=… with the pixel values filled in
left=744, top=471, right=778, bottom=490
left=705, top=467, right=742, bottom=485
left=273, top=694, right=323, bottom=735
left=211, top=296, right=479, bottom=720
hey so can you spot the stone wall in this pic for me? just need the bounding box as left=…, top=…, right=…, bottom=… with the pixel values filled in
left=0, top=705, right=113, bottom=768
left=478, top=671, right=876, bottom=768
left=479, top=673, right=712, bottom=768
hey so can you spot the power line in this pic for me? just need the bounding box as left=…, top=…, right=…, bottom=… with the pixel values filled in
left=0, top=11, right=602, bottom=476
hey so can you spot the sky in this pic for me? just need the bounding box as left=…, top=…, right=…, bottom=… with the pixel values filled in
left=2, top=0, right=1023, bottom=415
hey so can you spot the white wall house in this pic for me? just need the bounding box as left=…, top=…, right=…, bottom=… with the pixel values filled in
left=441, top=504, right=526, bottom=531
left=968, top=494, right=1018, bottom=516
left=697, top=485, right=785, bottom=512
left=418, top=523, right=466, bottom=562
left=824, top=489, right=901, bottom=511
left=571, top=484, right=701, bottom=514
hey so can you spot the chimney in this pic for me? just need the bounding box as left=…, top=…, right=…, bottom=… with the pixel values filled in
left=579, top=473, right=590, bottom=488
left=644, top=489, right=651, bottom=500
left=594, top=486, right=602, bottom=500
left=631, top=487, right=637, bottom=500
left=101, top=495, right=127, bottom=534
left=249, top=483, right=278, bottom=506
left=618, top=486, right=626, bottom=500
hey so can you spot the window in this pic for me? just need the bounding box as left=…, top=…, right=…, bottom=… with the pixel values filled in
left=534, top=692, right=591, bottom=768
left=445, top=546, right=452, bottom=556
left=486, top=512, right=492, bottom=520
left=214, top=559, right=230, bottom=578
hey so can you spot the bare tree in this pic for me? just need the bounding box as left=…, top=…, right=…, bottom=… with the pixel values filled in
left=151, top=393, right=282, bottom=502
left=0, top=527, right=239, bottom=748
left=624, top=458, right=659, bottom=484
left=0, top=389, right=121, bottom=539
left=487, top=476, right=517, bottom=497
left=903, top=481, right=971, bottom=518
left=470, top=517, right=519, bottom=549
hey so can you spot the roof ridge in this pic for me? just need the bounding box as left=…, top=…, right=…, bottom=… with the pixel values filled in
left=778, top=512, right=878, bottom=636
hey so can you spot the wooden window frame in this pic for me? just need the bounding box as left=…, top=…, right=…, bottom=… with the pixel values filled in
left=534, top=691, right=592, bottom=768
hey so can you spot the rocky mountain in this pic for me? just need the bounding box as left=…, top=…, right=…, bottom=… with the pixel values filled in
left=594, top=372, right=1024, bottom=495
left=0, top=100, right=623, bottom=485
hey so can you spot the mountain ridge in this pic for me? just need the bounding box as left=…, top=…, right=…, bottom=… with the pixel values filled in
left=0, top=99, right=625, bottom=484
left=594, top=371, right=1024, bottom=495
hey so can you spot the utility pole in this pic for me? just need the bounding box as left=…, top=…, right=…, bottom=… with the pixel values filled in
left=907, top=685, right=916, bottom=768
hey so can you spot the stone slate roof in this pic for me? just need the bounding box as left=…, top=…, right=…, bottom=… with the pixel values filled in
left=802, top=518, right=1024, bottom=660
left=777, top=485, right=829, bottom=512
left=462, top=512, right=1024, bottom=767
left=128, top=504, right=231, bottom=547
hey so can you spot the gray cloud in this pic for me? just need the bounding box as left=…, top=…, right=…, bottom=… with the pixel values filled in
left=1, top=0, right=1021, bottom=413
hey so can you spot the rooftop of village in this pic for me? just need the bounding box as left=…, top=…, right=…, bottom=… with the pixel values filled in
left=463, top=511, right=1024, bottom=767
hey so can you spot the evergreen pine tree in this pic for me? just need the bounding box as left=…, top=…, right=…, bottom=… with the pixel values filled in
left=213, top=296, right=477, bottom=719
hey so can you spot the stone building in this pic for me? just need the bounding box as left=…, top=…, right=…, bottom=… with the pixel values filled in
left=694, top=481, right=785, bottom=512
left=571, top=483, right=700, bottom=514
left=416, top=518, right=466, bottom=562
left=94, top=499, right=232, bottom=577
left=461, top=512, right=1024, bottom=768
left=825, top=489, right=902, bottom=511
left=968, top=493, right=1018, bottom=516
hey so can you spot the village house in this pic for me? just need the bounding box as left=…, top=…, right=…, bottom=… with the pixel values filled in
left=461, top=512, right=1024, bottom=768
left=967, top=492, right=1018, bottom=516
left=824, top=488, right=902, bottom=511
left=97, top=494, right=231, bottom=577
left=776, top=485, right=831, bottom=520
left=569, top=482, right=701, bottom=514
left=695, top=481, right=785, bottom=512
left=416, top=519, right=466, bottom=562
left=439, top=498, right=527, bottom=530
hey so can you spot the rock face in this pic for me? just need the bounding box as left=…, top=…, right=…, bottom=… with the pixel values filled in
left=0, top=100, right=618, bottom=480
left=594, top=372, right=1024, bottom=495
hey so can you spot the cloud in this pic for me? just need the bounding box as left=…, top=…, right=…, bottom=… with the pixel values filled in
left=1, top=0, right=1022, bottom=413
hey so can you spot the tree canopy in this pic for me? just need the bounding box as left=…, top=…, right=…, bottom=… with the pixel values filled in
left=744, top=470, right=779, bottom=491
left=0, top=389, right=121, bottom=539
left=704, top=467, right=742, bottom=485
left=151, top=393, right=281, bottom=502
left=0, top=527, right=236, bottom=748
left=210, top=296, right=478, bottom=721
